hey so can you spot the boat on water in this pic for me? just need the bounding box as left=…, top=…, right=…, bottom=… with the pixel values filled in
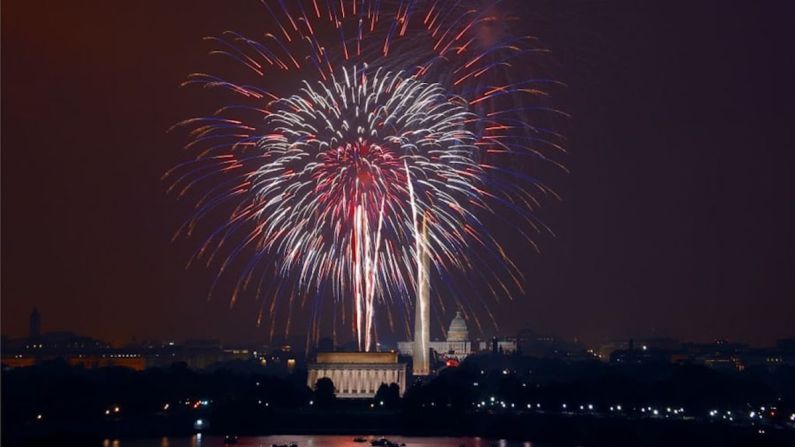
left=370, top=438, right=402, bottom=447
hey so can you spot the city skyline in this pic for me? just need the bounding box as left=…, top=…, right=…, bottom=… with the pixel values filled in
left=4, top=304, right=792, bottom=351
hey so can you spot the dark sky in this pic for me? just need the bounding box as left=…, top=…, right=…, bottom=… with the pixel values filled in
left=2, top=1, right=794, bottom=347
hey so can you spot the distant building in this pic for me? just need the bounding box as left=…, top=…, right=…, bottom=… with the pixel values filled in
left=701, top=355, right=743, bottom=372
left=447, top=311, right=469, bottom=342
left=610, top=346, right=671, bottom=365
left=1, top=329, right=267, bottom=371
left=29, top=307, right=41, bottom=340
left=68, top=354, right=147, bottom=371
left=598, top=338, right=682, bottom=362
left=685, top=340, right=748, bottom=372
left=307, top=352, right=407, bottom=398
left=597, top=340, right=629, bottom=361
left=398, top=311, right=472, bottom=361
left=517, top=330, right=587, bottom=359
left=478, top=337, right=517, bottom=354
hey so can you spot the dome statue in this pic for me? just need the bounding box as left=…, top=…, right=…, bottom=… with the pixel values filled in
left=447, top=311, right=469, bottom=342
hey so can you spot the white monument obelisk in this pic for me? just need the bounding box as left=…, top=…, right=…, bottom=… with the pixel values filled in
left=413, top=213, right=430, bottom=376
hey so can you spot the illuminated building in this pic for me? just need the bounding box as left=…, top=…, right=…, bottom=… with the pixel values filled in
left=413, top=214, right=431, bottom=376
left=447, top=311, right=469, bottom=342
left=398, top=311, right=472, bottom=361
left=478, top=337, right=517, bottom=354
left=307, top=352, right=407, bottom=398
left=68, top=354, right=146, bottom=371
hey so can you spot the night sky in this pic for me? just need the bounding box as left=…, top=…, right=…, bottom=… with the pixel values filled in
left=3, top=0, right=794, bottom=347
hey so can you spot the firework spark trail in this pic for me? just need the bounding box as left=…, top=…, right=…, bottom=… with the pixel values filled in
left=170, top=0, right=565, bottom=348
left=364, top=198, right=386, bottom=351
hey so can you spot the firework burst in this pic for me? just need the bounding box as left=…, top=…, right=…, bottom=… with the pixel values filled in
left=168, top=0, right=565, bottom=350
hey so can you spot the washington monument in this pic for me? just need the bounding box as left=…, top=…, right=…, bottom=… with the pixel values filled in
left=413, top=213, right=430, bottom=375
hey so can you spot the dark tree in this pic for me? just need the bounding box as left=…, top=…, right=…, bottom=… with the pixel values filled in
left=313, top=377, right=336, bottom=407
left=374, top=382, right=400, bottom=407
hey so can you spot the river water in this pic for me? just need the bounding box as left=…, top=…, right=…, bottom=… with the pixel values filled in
left=118, top=435, right=569, bottom=447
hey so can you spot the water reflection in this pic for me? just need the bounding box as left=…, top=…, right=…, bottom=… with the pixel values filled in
left=120, top=435, right=561, bottom=447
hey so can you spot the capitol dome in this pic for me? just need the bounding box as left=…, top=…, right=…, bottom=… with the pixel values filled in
left=447, top=311, right=469, bottom=342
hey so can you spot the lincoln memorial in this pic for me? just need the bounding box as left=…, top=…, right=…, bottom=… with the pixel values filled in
left=307, top=352, right=407, bottom=398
